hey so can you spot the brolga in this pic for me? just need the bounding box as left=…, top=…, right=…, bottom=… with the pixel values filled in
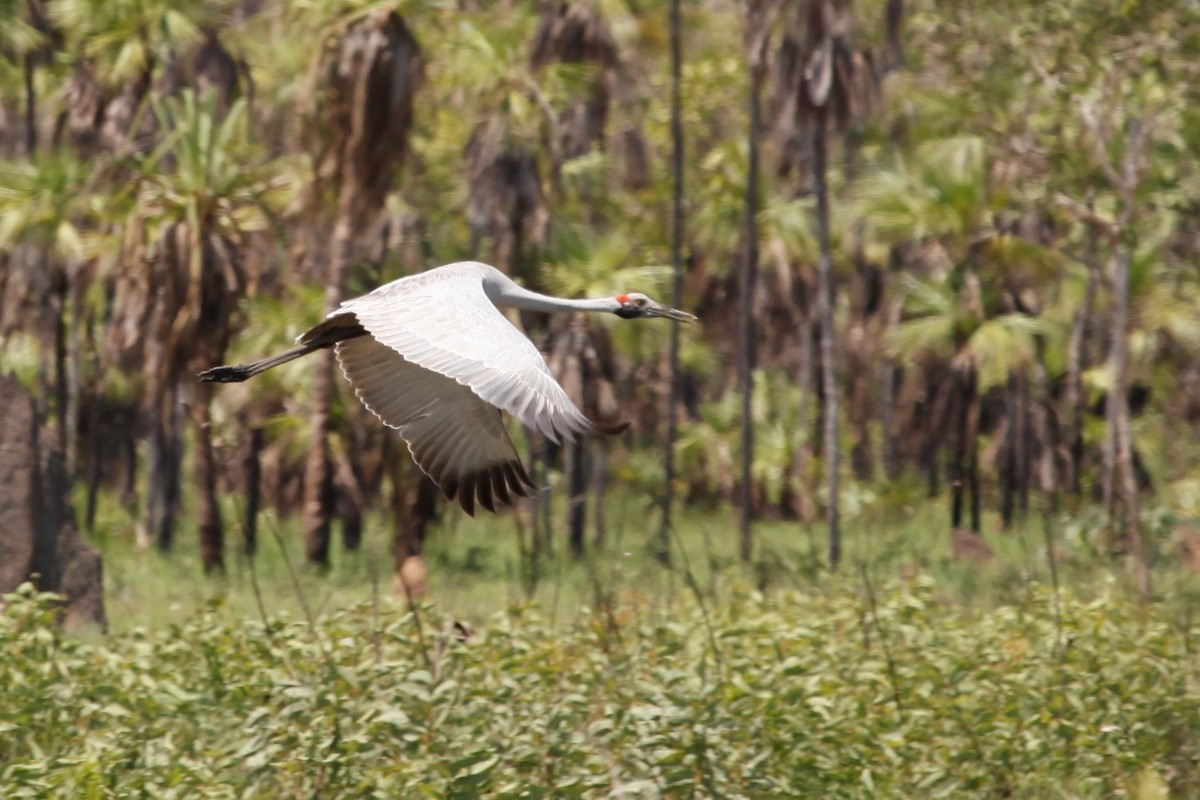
left=199, top=260, right=697, bottom=514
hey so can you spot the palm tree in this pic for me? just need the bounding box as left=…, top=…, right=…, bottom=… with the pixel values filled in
left=50, top=0, right=229, bottom=154
left=659, top=0, right=685, bottom=563
left=770, top=0, right=879, bottom=567
left=738, top=0, right=773, bottom=562
left=109, top=89, right=282, bottom=569
left=890, top=274, right=1042, bottom=532
left=300, top=7, right=422, bottom=568
left=853, top=134, right=1057, bottom=532
left=0, top=0, right=49, bottom=154
left=0, top=151, right=98, bottom=479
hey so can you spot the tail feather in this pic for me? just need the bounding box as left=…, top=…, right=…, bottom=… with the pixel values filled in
left=199, top=314, right=368, bottom=383
left=198, top=344, right=316, bottom=383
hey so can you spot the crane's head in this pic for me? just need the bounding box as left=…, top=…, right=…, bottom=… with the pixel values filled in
left=614, top=293, right=698, bottom=323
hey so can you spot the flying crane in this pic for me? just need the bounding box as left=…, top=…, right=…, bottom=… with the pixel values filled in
left=199, top=260, right=697, bottom=514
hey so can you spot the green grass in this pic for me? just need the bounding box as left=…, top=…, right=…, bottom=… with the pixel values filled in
left=79, top=478, right=1191, bottom=637
left=10, top=487, right=1200, bottom=796
left=5, top=571, right=1199, bottom=797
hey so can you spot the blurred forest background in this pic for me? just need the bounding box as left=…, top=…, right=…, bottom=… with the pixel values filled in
left=1, top=0, right=1198, bottom=609
left=8, top=1, right=1200, bottom=794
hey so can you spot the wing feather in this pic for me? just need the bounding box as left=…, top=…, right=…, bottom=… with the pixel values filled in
left=339, top=263, right=592, bottom=445
left=335, top=335, right=534, bottom=514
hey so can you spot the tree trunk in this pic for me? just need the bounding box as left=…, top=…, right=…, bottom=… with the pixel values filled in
left=391, top=462, right=438, bottom=571
left=813, top=106, right=841, bottom=567
left=65, top=270, right=83, bottom=482
left=149, top=386, right=182, bottom=551
left=658, top=0, right=684, bottom=564
left=923, top=429, right=940, bottom=498
left=302, top=349, right=335, bottom=568
left=1001, top=373, right=1018, bottom=528
left=24, top=53, right=37, bottom=155
left=950, top=369, right=977, bottom=531
left=340, top=429, right=366, bottom=552
left=243, top=425, right=262, bottom=557
left=83, top=381, right=102, bottom=534
left=968, top=387, right=982, bottom=534
left=524, top=434, right=544, bottom=590
left=792, top=313, right=815, bottom=519
left=1066, top=254, right=1097, bottom=497
left=1031, top=349, right=1056, bottom=506
left=566, top=439, right=587, bottom=557
left=1018, top=370, right=1031, bottom=516
left=52, top=277, right=67, bottom=455
left=191, top=388, right=224, bottom=574
left=739, top=53, right=762, bottom=563
left=592, top=446, right=607, bottom=550
left=1108, top=247, right=1149, bottom=597
left=880, top=300, right=901, bottom=481
left=391, top=467, right=437, bottom=600
left=302, top=213, right=354, bottom=568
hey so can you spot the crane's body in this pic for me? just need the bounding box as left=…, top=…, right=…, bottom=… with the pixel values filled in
left=200, top=261, right=696, bottom=514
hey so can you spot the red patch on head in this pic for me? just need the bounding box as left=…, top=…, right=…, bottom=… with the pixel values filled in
left=616, top=294, right=629, bottom=304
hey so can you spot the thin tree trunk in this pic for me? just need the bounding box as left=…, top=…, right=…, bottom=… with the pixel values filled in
left=951, top=371, right=971, bottom=530
left=813, top=107, right=841, bottom=567
left=1018, top=370, right=1031, bottom=516
left=341, top=429, right=365, bottom=552
left=968, top=442, right=981, bottom=534
left=303, top=213, right=353, bottom=568
left=1002, top=374, right=1018, bottom=528
left=592, top=446, right=607, bottom=549
left=525, top=434, right=543, bottom=588
left=1031, top=349, right=1057, bottom=507
left=792, top=313, right=814, bottom=518
left=303, top=350, right=335, bottom=567
left=880, top=301, right=901, bottom=481
left=658, top=0, right=684, bottom=564
left=84, top=380, right=102, bottom=534
left=341, top=499, right=363, bottom=551
left=122, top=419, right=137, bottom=506
left=965, top=370, right=981, bottom=533
left=1066, top=249, right=1097, bottom=497
left=192, top=389, right=224, bottom=574
left=150, top=385, right=182, bottom=551
left=566, top=439, right=587, bottom=557
left=243, top=425, right=262, bottom=557
left=540, top=437, right=553, bottom=556
left=1103, top=117, right=1149, bottom=598
left=65, top=270, right=82, bottom=482
left=924, top=429, right=940, bottom=498
left=53, top=278, right=66, bottom=453
left=739, top=58, right=762, bottom=563
left=24, top=53, right=36, bottom=155
left=392, top=468, right=438, bottom=569
left=1109, top=247, right=1148, bottom=597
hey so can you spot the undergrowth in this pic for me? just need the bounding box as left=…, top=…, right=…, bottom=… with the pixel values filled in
left=3, top=575, right=1199, bottom=798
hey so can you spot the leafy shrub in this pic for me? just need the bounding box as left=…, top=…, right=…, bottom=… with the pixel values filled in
left=2, top=578, right=1196, bottom=798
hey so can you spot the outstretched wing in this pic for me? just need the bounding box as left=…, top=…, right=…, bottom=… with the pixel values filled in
left=338, top=264, right=593, bottom=444
left=335, top=335, right=534, bottom=514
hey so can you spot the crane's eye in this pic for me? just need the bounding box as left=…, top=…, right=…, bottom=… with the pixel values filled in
left=634, top=297, right=648, bottom=307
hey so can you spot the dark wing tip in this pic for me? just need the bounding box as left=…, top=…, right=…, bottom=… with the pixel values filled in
left=197, top=365, right=248, bottom=383
left=459, top=475, right=477, bottom=516
left=446, top=460, right=534, bottom=515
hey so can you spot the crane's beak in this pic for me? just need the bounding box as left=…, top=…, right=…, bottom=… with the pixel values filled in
left=647, top=301, right=698, bottom=323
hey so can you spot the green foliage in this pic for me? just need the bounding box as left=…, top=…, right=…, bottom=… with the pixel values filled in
left=0, top=151, right=98, bottom=261
left=50, top=0, right=221, bottom=85
left=3, top=577, right=1198, bottom=797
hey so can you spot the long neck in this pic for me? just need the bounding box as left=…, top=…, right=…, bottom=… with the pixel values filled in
left=488, top=271, right=619, bottom=315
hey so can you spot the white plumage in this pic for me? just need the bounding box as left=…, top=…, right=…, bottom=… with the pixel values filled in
left=200, top=260, right=696, bottom=514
